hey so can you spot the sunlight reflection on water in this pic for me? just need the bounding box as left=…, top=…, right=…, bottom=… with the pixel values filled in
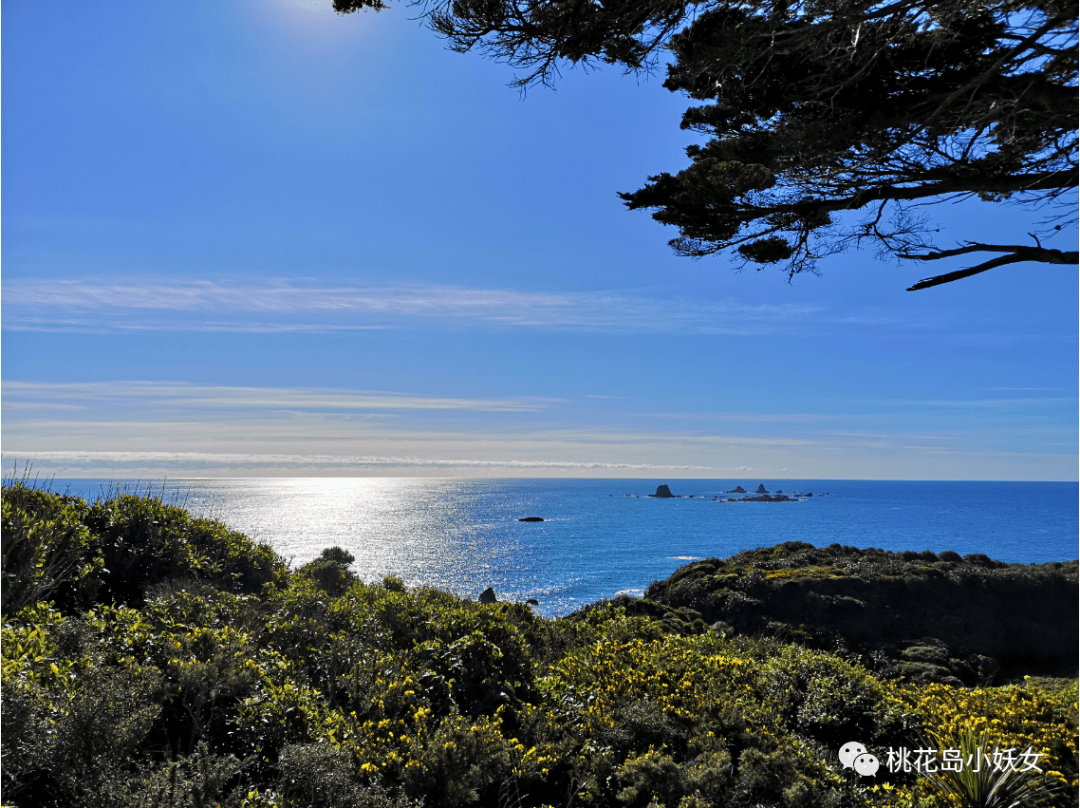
left=47, top=478, right=1080, bottom=618
left=175, top=478, right=586, bottom=615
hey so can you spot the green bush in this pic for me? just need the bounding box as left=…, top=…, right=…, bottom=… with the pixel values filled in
left=278, top=744, right=414, bottom=808
left=1, top=485, right=104, bottom=614
left=3, top=486, right=1076, bottom=808
left=2, top=483, right=287, bottom=618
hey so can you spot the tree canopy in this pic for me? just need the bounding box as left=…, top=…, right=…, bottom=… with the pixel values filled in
left=335, top=0, right=1078, bottom=289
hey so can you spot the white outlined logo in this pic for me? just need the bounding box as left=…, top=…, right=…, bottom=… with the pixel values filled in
left=839, top=741, right=1045, bottom=777
left=839, top=741, right=880, bottom=777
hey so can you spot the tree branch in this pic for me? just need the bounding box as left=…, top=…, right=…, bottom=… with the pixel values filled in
left=903, top=241, right=1079, bottom=290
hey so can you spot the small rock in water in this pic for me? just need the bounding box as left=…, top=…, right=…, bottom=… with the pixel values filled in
left=648, top=484, right=679, bottom=498
left=518, top=516, right=544, bottom=522
left=525, top=598, right=539, bottom=606
left=478, top=587, right=497, bottom=604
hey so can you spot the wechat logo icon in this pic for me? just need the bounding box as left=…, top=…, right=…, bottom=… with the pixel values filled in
left=839, top=741, right=880, bottom=777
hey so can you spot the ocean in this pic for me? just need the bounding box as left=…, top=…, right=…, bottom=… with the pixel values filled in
left=38, top=478, right=1079, bottom=618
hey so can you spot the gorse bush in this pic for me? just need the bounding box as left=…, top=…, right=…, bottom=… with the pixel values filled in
left=919, top=730, right=1062, bottom=808
left=1, top=487, right=105, bottom=614
left=887, top=680, right=1078, bottom=805
left=2, top=481, right=287, bottom=616
left=296, top=546, right=359, bottom=596
left=2, top=485, right=1076, bottom=808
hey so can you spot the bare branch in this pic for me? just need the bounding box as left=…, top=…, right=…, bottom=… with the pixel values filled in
left=903, top=242, right=1079, bottom=290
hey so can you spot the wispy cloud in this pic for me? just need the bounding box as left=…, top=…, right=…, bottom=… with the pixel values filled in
left=2, top=381, right=543, bottom=413
left=979, top=387, right=1068, bottom=392
left=5, top=280, right=575, bottom=314
left=885, top=396, right=1076, bottom=409
left=642, top=411, right=840, bottom=423
left=2, top=279, right=823, bottom=335
left=822, top=431, right=961, bottom=442
left=8, top=450, right=706, bottom=472
left=4, top=317, right=391, bottom=334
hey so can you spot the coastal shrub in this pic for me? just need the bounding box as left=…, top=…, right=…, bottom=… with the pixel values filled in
left=524, top=627, right=849, bottom=806
left=319, top=546, right=356, bottom=565
left=1, top=483, right=287, bottom=617
left=0, top=682, right=52, bottom=805
left=887, top=680, right=1079, bottom=806
left=143, top=585, right=263, bottom=639
left=646, top=543, right=1078, bottom=686
left=4, top=485, right=1077, bottom=808
left=399, top=714, right=514, bottom=806
left=295, top=546, right=359, bottom=596
left=919, top=730, right=1064, bottom=808
left=123, top=742, right=250, bottom=808
left=763, top=565, right=846, bottom=581
left=614, top=749, right=695, bottom=806
left=565, top=596, right=705, bottom=639
left=755, top=643, right=898, bottom=748
left=82, top=493, right=287, bottom=604
left=162, top=624, right=267, bottom=754
left=1, top=485, right=104, bottom=614
left=351, top=585, right=535, bottom=715
left=29, top=663, right=162, bottom=807
left=296, top=558, right=356, bottom=596
left=278, top=744, right=414, bottom=808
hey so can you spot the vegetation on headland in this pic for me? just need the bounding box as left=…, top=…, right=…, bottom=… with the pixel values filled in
left=2, top=482, right=1077, bottom=808
left=643, top=542, right=1079, bottom=686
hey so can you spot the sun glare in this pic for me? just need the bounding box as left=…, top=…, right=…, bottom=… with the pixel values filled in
left=258, top=0, right=382, bottom=50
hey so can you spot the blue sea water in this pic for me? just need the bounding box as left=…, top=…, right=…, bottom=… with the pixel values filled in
left=39, top=478, right=1079, bottom=617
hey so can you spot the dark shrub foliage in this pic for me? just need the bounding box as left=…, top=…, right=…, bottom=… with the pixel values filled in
left=2, top=486, right=1076, bottom=808
left=2, top=482, right=287, bottom=617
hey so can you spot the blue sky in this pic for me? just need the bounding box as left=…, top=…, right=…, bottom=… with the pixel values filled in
left=3, top=0, right=1077, bottom=480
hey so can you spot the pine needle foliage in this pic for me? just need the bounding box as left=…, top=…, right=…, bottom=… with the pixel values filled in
left=336, top=0, right=1078, bottom=289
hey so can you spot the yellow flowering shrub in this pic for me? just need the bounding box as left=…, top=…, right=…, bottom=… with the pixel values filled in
left=4, top=486, right=1075, bottom=808
left=887, top=679, right=1078, bottom=799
